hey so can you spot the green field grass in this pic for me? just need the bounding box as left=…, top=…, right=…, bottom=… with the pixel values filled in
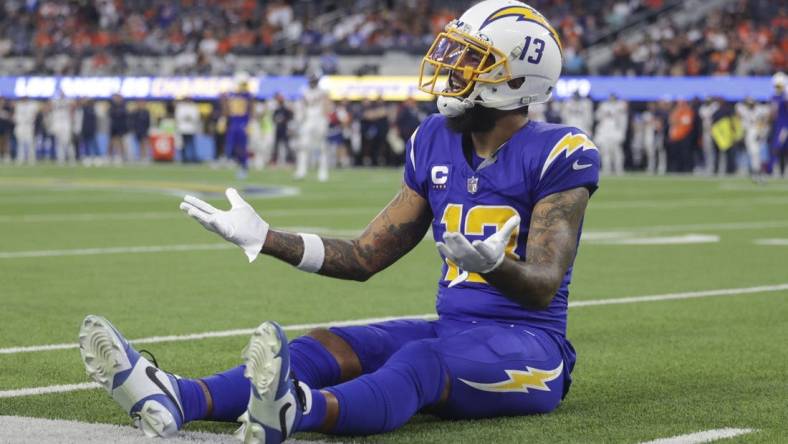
left=0, top=165, right=786, bottom=443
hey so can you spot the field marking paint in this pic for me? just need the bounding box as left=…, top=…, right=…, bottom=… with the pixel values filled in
left=639, top=428, right=756, bottom=444
left=0, top=207, right=381, bottom=223
left=587, top=234, right=720, bottom=245
left=2, top=218, right=787, bottom=260
left=591, top=196, right=788, bottom=209
left=0, top=383, right=100, bottom=399
left=1, top=283, right=785, bottom=358
left=0, top=415, right=319, bottom=444
left=754, top=238, right=788, bottom=246
left=1, top=284, right=786, bottom=399
left=0, top=243, right=235, bottom=259
left=0, top=314, right=439, bottom=356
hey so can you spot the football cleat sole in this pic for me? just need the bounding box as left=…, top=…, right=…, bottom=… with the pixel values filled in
left=236, top=322, right=285, bottom=444
left=79, top=315, right=128, bottom=393
left=78, top=315, right=180, bottom=438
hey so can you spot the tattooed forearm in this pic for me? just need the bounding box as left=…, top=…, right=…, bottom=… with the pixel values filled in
left=262, top=184, right=432, bottom=281
left=483, top=187, right=590, bottom=309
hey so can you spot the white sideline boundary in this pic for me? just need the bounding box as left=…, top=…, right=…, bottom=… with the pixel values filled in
left=0, top=415, right=331, bottom=444
left=639, top=428, right=757, bottom=444
left=1, top=283, right=786, bottom=401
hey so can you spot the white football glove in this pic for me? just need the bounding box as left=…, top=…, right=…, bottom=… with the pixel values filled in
left=436, top=215, right=520, bottom=287
left=179, top=188, right=269, bottom=263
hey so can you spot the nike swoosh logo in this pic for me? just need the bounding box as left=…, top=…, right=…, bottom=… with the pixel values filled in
left=145, top=366, right=185, bottom=421
left=572, top=160, right=592, bottom=170
left=279, top=402, right=292, bottom=438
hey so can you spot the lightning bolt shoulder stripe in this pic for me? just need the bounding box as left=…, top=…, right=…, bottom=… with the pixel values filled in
left=539, top=132, right=598, bottom=180
left=409, top=126, right=420, bottom=171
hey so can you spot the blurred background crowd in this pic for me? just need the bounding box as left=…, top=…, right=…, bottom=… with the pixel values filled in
left=0, top=0, right=784, bottom=76
left=0, top=0, right=786, bottom=179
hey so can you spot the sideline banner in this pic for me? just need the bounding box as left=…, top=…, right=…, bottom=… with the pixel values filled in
left=0, top=75, right=775, bottom=101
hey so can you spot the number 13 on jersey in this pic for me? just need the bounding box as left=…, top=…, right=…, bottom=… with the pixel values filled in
left=439, top=204, right=521, bottom=284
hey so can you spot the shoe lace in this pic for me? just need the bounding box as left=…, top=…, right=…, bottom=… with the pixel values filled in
left=138, top=349, right=160, bottom=368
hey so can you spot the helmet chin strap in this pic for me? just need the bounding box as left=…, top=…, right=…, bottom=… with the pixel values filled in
left=436, top=96, right=476, bottom=117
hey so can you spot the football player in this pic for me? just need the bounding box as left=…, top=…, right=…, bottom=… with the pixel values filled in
left=294, top=73, right=332, bottom=182
left=769, top=72, right=787, bottom=177
left=224, top=72, right=255, bottom=179
left=78, top=1, right=600, bottom=443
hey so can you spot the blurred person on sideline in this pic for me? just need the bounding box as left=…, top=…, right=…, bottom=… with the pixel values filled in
left=271, top=92, right=293, bottom=167
left=393, top=97, right=422, bottom=166
left=34, top=102, right=52, bottom=162
left=560, top=92, right=593, bottom=135
left=642, top=101, right=667, bottom=174
left=769, top=72, right=788, bottom=177
left=131, top=101, right=152, bottom=163
left=206, top=100, right=227, bottom=165
left=224, top=73, right=254, bottom=179
left=250, top=100, right=274, bottom=171
left=294, top=73, right=332, bottom=181
left=667, top=99, right=696, bottom=173
left=360, top=95, right=389, bottom=166
left=736, top=97, right=770, bottom=180
left=698, top=97, right=719, bottom=175
left=108, top=93, right=129, bottom=165
left=175, top=96, right=202, bottom=164
left=594, top=93, right=628, bottom=175
left=0, top=98, right=12, bottom=163
left=79, top=99, right=100, bottom=166
left=710, top=99, right=742, bottom=175
left=50, top=88, right=76, bottom=165
left=327, top=100, right=353, bottom=168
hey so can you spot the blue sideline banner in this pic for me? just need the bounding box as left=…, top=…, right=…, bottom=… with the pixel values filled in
left=0, top=75, right=776, bottom=101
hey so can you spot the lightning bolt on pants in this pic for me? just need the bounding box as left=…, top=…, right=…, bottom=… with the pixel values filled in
left=314, top=318, right=570, bottom=435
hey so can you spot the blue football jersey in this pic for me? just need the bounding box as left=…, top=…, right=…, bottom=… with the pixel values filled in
left=404, top=114, right=600, bottom=338
left=225, top=92, right=253, bottom=128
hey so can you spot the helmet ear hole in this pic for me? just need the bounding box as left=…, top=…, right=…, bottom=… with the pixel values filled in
left=507, top=77, right=525, bottom=89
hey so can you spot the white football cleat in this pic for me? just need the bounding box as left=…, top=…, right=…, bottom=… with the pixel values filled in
left=235, top=321, right=307, bottom=444
left=78, top=315, right=185, bottom=438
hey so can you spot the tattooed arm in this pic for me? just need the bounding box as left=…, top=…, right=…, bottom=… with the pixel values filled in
left=482, top=187, right=590, bottom=310
left=262, top=184, right=432, bottom=281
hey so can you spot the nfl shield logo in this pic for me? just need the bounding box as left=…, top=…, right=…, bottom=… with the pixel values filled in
left=467, top=176, right=479, bottom=194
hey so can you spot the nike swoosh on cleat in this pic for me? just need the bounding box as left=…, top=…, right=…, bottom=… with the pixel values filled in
left=145, top=366, right=185, bottom=421
left=572, top=160, right=592, bottom=170
left=279, top=402, right=292, bottom=438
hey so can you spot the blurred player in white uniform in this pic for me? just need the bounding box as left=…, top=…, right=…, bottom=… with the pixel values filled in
left=560, top=92, right=593, bottom=134
left=250, top=100, right=274, bottom=171
left=14, top=99, right=39, bottom=165
left=594, top=94, right=628, bottom=174
left=735, top=97, right=769, bottom=178
left=294, top=74, right=331, bottom=181
left=50, top=89, right=76, bottom=164
left=642, top=101, right=666, bottom=175
left=698, top=98, right=719, bottom=175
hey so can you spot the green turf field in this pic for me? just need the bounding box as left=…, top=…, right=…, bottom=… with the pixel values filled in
left=0, top=165, right=786, bottom=443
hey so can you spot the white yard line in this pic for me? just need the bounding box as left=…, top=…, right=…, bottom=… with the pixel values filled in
left=0, top=383, right=100, bottom=398
left=587, top=234, right=720, bottom=245
left=2, top=218, right=787, bottom=260
left=639, top=428, right=757, bottom=444
left=0, top=281, right=784, bottom=407
left=0, top=208, right=380, bottom=223
left=594, top=220, right=788, bottom=234
left=754, top=238, right=788, bottom=246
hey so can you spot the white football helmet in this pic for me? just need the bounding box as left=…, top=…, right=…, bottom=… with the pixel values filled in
left=418, top=0, right=563, bottom=117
